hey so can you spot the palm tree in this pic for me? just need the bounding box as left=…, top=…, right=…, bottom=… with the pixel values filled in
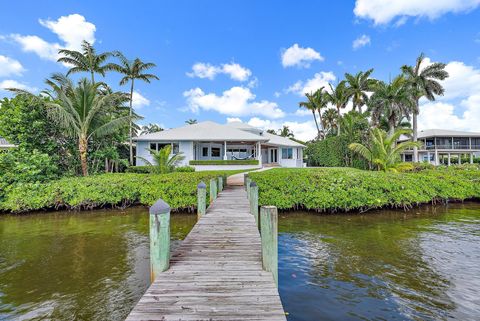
left=57, top=41, right=117, bottom=83
left=110, top=53, right=159, bottom=165
left=278, top=125, right=294, bottom=138
left=185, top=119, right=198, bottom=125
left=10, top=74, right=131, bottom=176
left=325, top=81, right=349, bottom=135
left=138, top=145, right=185, bottom=174
left=322, top=108, right=338, bottom=135
left=140, top=123, right=163, bottom=135
left=344, top=69, right=377, bottom=113
left=349, top=128, right=421, bottom=172
left=401, top=53, right=448, bottom=162
left=299, top=91, right=322, bottom=138
left=369, top=76, right=413, bottom=136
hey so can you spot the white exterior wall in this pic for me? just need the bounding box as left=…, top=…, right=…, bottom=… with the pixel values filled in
left=278, top=146, right=304, bottom=168
left=135, top=141, right=152, bottom=166
left=135, top=140, right=193, bottom=166
left=179, top=141, right=194, bottom=166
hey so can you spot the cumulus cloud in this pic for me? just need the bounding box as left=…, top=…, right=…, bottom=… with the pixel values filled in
left=281, top=44, right=324, bottom=68
left=0, top=55, right=25, bottom=77
left=354, top=0, right=480, bottom=25
left=183, top=86, right=285, bottom=119
left=246, top=117, right=318, bottom=141
left=286, top=71, right=336, bottom=96
left=10, top=14, right=96, bottom=61
left=0, top=79, right=37, bottom=93
left=352, top=34, right=371, bottom=50
left=132, top=91, right=150, bottom=109
left=187, top=62, right=252, bottom=81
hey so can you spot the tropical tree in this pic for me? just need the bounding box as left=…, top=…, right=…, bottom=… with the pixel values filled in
left=185, top=119, right=198, bottom=125
left=322, top=108, right=338, bottom=135
left=57, top=40, right=116, bottom=83
left=401, top=53, right=448, bottom=162
left=9, top=74, right=131, bottom=176
left=266, top=129, right=277, bottom=135
left=140, top=123, right=163, bottom=135
left=139, top=145, right=185, bottom=174
left=349, top=128, right=421, bottom=172
left=325, top=81, right=349, bottom=135
left=368, top=76, right=414, bottom=136
left=110, top=53, right=159, bottom=165
left=344, top=69, right=377, bottom=113
left=278, top=125, right=294, bottom=138
left=299, top=90, right=322, bottom=138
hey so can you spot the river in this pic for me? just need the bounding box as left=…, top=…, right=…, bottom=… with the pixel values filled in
left=0, top=203, right=479, bottom=320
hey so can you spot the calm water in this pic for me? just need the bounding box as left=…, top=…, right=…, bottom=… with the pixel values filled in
left=0, top=203, right=479, bottom=320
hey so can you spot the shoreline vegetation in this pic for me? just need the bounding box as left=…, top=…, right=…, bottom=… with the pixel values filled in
left=1, top=166, right=479, bottom=214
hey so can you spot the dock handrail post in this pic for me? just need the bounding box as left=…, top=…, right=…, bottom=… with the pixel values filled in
left=249, top=181, right=259, bottom=228
left=218, top=176, right=223, bottom=192
left=244, top=173, right=248, bottom=190
left=197, top=181, right=207, bottom=220
left=149, top=199, right=171, bottom=283
left=210, top=178, right=217, bottom=204
left=246, top=177, right=252, bottom=199
left=260, top=206, right=278, bottom=287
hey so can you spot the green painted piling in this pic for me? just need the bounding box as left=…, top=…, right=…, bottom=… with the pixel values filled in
left=210, top=178, right=217, bottom=204
left=218, top=176, right=223, bottom=192
left=197, top=181, right=207, bottom=220
left=149, top=199, right=171, bottom=282
left=246, top=177, right=251, bottom=199
left=249, top=181, right=259, bottom=228
left=260, top=206, right=278, bottom=287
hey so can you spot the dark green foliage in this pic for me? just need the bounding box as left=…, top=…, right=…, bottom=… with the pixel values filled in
left=175, top=166, right=195, bottom=172
left=248, top=168, right=480, bottom=212
left=125, top=166, right=153, bottom=173
left=189, top=160, right=259, bottom=165
left=305, top=136, right=367, bottom=169
left=0, top=171, right=245, bottom=213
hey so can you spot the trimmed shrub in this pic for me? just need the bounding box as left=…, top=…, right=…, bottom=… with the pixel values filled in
left=125, top=166, right=152, bottom=173
left=248, top=167, right=480, bottom=212
left=189, top=160, right=259, bottom=165
left=0, top=170, right=244, bottom=213
left=305, top=136, right=367, bottom=169
left=175, top=166, right=195, bottom=172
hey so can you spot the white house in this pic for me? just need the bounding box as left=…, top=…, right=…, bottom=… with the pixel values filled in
left=0, top=137, right=16, bottom=150
left=133, top=121, right=306, bottom=171
left=400, top=129, right=480, bottom=165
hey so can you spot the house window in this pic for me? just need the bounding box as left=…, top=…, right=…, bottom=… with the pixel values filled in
left=149, top=143, right=169, bottom=152
left=150, top=143, right=156, bottom=151
left=172, top=143, right=179, bottom=154
left=282, top=148, right=293, bottom=159
left=211, top=147, right=221, bottom=157
left=202, top=147, right=209, bottom=157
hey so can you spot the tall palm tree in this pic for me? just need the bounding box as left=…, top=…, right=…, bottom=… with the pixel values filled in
left=349, top=128, right=421, bottom=172
left=10, top=74, right=131, bottom=176
left=344, top=69, right=377, bottom=113
left=325, top=81, right=349, bottom=135
left=110, top=53, right=159, bottom=165
left=322, top=108, right=338, bottom=135
left=278, top=125, right=294, bottom=138
left=185, top=119, right=198, bottom=125
left=401, top=53, right=448, bottom=162
left=299, top=91, right=321, bottom=138
left=369, top=76, right=413, bottom=136
left=57, top=41, right=117, bottom=83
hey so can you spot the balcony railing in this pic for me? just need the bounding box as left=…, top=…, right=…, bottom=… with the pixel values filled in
left=423, top=144, right=475, bottom=150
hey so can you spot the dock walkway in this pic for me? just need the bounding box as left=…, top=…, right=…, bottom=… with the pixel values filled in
left=126, top=184, right=286, bottom=321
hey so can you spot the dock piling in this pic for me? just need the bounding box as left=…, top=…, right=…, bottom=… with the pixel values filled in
left=149, top=199, right=171, bottom=282
left=260, top=206, right=278, bottom=287
left=209, top=178, right=217, bottom=203
left=197, top=181, right=207, bottom=220
left=249, top=181, right=259, bottom=228
left=218, top=176, right=224, bottom=192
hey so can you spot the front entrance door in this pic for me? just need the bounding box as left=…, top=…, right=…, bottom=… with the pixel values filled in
left=269, top=148, right=278, bottom=163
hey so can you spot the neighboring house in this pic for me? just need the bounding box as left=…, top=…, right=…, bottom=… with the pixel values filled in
left=134, top=121, right=306, bottom=171
left=400, top=129, right=480, bottom=165
left=0, top=136, right=16, bottom=150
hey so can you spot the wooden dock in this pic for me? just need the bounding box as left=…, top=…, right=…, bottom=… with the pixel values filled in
left=126, top=185, right=286, bottom=321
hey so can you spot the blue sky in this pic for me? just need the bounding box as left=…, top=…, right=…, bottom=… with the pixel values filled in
left=1, top=0, right=480, bottom=140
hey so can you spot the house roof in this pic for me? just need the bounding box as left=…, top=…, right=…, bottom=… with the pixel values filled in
left=399, top=129, right=480, bottom=141
left=133, top=121, right=305, bottom=147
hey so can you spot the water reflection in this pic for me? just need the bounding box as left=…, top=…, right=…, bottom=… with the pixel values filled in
left=279, top=203, right=480, bottom=321
left=0, top=208, right=196, bottom=321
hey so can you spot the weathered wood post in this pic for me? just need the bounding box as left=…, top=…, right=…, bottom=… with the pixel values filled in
left=249, top=181, right=259, bottom=228
left=260, top=206, right=278, bottom=287
left=210, top=178, right=217, bottom=204
left=246, top=177, right=251, bottom=199
left=149, top=199, right=171, bottom=283
left=218, top=176, right=223, bottom=192
left=197, top=181, right=206, bottom=220
left=244, top=173, right=248, bottom=190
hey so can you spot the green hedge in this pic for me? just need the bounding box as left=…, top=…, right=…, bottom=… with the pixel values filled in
left=189, top=160, right=259, bottom=165
left=305, top=136, right=367, bottom=169
left=125, top=165, right=195, bottom=173
left=0, top=171, right=241, bottom=213
left=248, top=167, right=480, bottom=212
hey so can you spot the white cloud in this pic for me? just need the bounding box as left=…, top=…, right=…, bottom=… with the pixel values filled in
left=352, top=34, right=371, bottom=50
left=187, top=62, right=252, bottom=81
left=226, top=117, right=242, bottom=123
left=286, top=71, right=336, bottom=96
left=0, top=55, right=25, bottom=77
left=10, top=14, right=96, bottom=62
left=183, top=86, right=285, bottom=119
left=0, top=79, right=37, bottom=93
left=294, top=109, right=312, bottom=117
left=281, top=44, right=324, bottom=68
left=354, top=0, right=480, bottom=25
left=132, top=91, right=150, bottom=109
left=247, top=117, right=318, bottom=141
